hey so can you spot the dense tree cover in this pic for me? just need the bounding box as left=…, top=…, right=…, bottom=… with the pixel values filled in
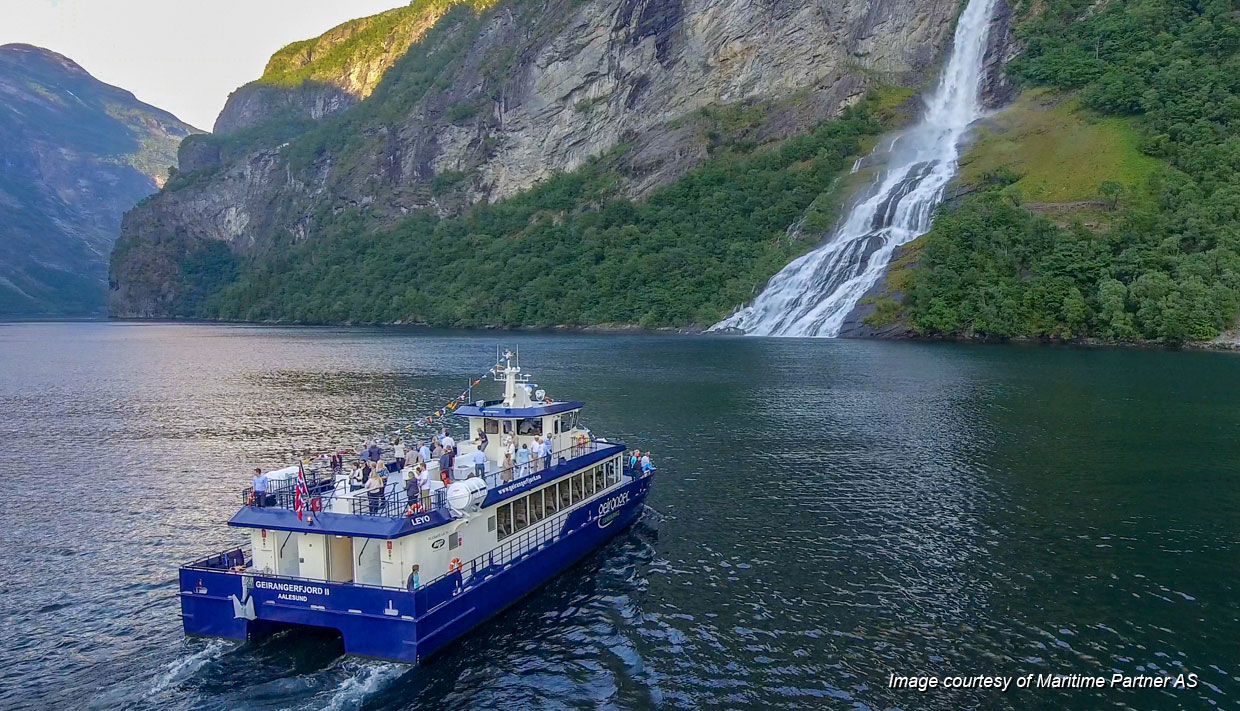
left=905, top=0, right=1240, bottom=342
left=203, top=108, right=881, bottom=327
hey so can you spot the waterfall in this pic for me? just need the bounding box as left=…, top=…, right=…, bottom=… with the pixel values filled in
left=711, top=0, right=1000, bottom=337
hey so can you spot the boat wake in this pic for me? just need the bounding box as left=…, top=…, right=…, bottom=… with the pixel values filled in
left=318, top=661, right=406, bottom=711
left=148, top=639, right=232, bottom=694
left=710, top=0, right=1000, bottom=337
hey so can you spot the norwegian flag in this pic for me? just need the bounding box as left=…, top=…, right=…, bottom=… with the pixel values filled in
left=294, top=462, right=311, bottom=520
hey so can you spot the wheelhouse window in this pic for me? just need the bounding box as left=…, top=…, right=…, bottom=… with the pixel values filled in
left=502, top=420, right=514, bottom=434
left=484, top=418, right=500, bottom=434
left=497, top=504, right=512, bottom=540
left=517, top=418, right=543, bottom=436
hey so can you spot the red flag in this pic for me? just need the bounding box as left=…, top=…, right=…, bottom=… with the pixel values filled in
left=294, top=463, right=310, bottom=520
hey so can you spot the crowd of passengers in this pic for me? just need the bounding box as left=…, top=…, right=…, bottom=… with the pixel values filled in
left=249, top=429, right=652, bottom=516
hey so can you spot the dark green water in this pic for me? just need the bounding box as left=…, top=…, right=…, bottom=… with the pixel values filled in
left=0, top=322, right=1236, bottom=710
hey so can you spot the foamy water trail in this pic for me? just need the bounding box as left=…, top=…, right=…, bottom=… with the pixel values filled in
left=318, top=662, right=406, bottom=711
left=148, top=639, right=231, bottom=694
left=711, top=0, right=1000, bottom=337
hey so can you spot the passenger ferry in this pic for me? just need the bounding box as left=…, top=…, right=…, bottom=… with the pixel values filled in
left=178, top=353, right=655, bottom=663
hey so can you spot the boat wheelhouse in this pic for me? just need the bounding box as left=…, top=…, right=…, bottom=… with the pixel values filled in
left=178, top=353, right=655, bottom=663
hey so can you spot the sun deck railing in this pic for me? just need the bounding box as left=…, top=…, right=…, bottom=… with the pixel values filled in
left=240, top=439, right=622, bottom=518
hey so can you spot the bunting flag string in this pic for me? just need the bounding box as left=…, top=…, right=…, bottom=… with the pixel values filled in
left=292, top=360, right=556, bottom=468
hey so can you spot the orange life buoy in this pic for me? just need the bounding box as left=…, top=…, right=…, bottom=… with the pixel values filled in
left=448, top=557, right=462, bottom=573
left=246, top=491, right=256, bottom=506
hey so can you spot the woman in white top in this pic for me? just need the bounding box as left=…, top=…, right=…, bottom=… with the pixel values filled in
left=366, top=471, right=385, bottom=514
left=394, top=440, right=407, bottom=468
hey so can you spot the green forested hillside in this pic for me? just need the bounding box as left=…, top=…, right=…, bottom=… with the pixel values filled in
left=205, top=107, right=881, bottom=327
left=899, top=0, right=1240, bottom=342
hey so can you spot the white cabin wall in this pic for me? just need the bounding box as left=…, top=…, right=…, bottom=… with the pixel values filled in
left=380, top=537, right=411, bottom=588
left=353, top=537, right=381, bottom=585
left=250, top=529, right=275, bottom=573
left=274, top=530, right=300, bottom=577
left=297, top=533, right=329, bottom=580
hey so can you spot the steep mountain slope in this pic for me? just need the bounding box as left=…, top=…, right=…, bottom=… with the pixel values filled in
left=109, top=0, right=971, bottom=320
left=0, top=44, right=199, bottom=315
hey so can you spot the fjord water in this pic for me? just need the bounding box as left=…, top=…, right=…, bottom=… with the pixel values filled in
left=2, top=322, right=1239, bottom=711
left=713, top=0, right=998, bottom=337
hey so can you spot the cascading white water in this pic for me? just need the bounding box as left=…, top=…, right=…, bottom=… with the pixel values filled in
left=712, top=0, right=999, bottom=337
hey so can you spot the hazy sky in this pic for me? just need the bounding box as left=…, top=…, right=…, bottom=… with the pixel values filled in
left=0, top=0, right=409, bottom=130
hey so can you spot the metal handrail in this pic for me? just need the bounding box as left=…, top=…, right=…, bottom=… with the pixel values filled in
left=241, top=440, right=622, bottom=518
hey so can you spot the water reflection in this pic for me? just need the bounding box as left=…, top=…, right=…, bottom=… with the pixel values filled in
left=0, top=323, right=1236, bottom=711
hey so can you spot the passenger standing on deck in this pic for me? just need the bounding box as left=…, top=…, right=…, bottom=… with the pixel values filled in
left=431, top=439, right=443, bottom=461
left=419, top=440, right=432, bottom=464
left=629, top=450, right=640, bottom=472
left=641, top=452, right=653, bottom=473
left=503, top=434, right=515, bottom=469
left=477, top=428, right=488, bottom=450
left=251, top=468, right=268, bottom=507
left=416, top=464, right=431, bottom=510
left=439, top=447, right=452, bottom=480
left=330, top=453, right=343, bottom=476
left=442, top=432, right=456, bottom=468
left=366, top=471, right=384, bottom=514
left=541, top=437, right=553, bottom=471
left=404, top=464, right=419, bottom=506
left=407, top=564, right=420, bottom=591
left=471, top=448, right=487, bottom=478
left=517, top=443, right=532, bottom=478
left=394, top=439, right=407, bottom=469
left=533, top=436, right=543, bottom=470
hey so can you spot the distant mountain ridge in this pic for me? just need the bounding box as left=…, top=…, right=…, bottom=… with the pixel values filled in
left=0, top=43, right=199, bottom=315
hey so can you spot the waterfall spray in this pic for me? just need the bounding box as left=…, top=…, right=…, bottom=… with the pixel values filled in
left=712, top=0, right=1000, bottom=337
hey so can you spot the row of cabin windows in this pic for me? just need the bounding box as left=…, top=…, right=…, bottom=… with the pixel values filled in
left=493, top=458, right=621, bottom=540
left=482, top=417, right=559, bottom=437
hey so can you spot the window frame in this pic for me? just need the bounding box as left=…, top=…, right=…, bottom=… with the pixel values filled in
left=513, top=496, right=529, bottom=532
left=497, top=503, right=513, bottom=540
left=530, top=489, right=545, bottom=523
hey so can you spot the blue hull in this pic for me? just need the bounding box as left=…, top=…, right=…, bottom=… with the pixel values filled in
left=180, top=473, right=653, bottom=663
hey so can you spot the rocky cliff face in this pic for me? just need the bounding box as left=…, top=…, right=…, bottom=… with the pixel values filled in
left=111, top=0, right=964, bottom=318
left=0, top=44, right=198, bottom=315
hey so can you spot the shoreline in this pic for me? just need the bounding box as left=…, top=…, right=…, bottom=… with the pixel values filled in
left=24, top=315, right=1234, bottom=353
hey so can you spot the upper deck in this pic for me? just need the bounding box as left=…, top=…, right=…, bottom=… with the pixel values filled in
left=234, top=439, right=626, bottom=537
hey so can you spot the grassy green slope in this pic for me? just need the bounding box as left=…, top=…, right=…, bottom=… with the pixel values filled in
left=257, top=0, right=495, bottom=94
left=959, top=88, right=1162, bottom=205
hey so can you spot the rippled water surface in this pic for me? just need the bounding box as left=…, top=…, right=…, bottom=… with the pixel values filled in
left=1, top=322, right=1238, bottom=711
